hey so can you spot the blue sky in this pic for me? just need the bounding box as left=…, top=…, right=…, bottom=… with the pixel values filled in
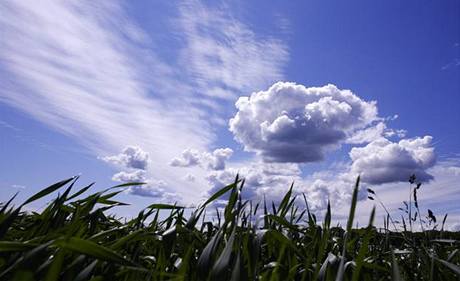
left=0, top=1, right=459, bottom=228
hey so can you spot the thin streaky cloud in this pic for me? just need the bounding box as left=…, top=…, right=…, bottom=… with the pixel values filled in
left=0, top=1, right=212, bottom=200
left=0, top=1, right=289, bottom=201
left=177, top=0, right=289, bottom=114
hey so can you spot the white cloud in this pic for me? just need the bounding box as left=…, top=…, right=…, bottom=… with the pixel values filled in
left=347, top=122, right=407, bottom=144
left=202, top=136, right=438, bottom=216
left=127, top=180, right=179, bottom=203
left=229, top=82, right=378, bottom=163
left=340, top=156, right=460, bottom=229
left=205, top=161, right=302, bottom=203
left=102, top=146, right=150, bottom=170
left=184, top=173, right=196, bottom=182
left=170, top=148, right=201, bottom=167
left=349, top=136, right=436, bottom=184
left=170, top=147, right=233, bottom=171
left=110, top=165, right=179, bottom=202
left=203, top=159, right=367, bottom=214
left=203, top=148, right=233, bottom=170
left=300, top=178, right=362, bottom=212
left=347, top=122, right=387, bottom=144
left=200, top=148, right=460, bottom=230
left=450, top=222, right=460, bottom=232
left=112, top=170, right=146, bottom=182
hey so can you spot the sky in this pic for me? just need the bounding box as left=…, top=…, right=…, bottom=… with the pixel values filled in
left=0, top=0, right=459, bottom=229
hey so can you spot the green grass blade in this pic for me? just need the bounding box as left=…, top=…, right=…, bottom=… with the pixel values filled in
left=22, top=177, right=75, bottom=206
left=0, top=192, right=19, bottom=214
left=0, top=241, right=38, bottom=252
left=197, top=230, right=223, bottom=278
left=56, top=237, right=136, bottom=266
left=146, top=204, right=185, bottom=210
left=335, top=176, right=360, bottom=281
left=44, top=249, right=65, bottom=281
left=211, top=229, right=236, bottom=280
left=203, top=181, right=239, bottom=207
left=351, top=206, right=376, bottom=281
left=346, top=176, right=360, bottom=233
left=435, top=257, right=460, bottom=276
left=66, top=182, right=95, bottom=201
left=392, top=250, right=404, bottom=281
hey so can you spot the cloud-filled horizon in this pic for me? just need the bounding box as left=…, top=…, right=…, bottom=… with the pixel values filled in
left=1, top=0, right=459, bottom=228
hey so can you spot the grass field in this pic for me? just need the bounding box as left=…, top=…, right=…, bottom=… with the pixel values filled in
left=0, top=176, right=459, bottom=280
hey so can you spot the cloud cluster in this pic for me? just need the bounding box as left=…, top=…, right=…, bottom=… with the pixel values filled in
left=204, top=148, right=234, bottom=170
left=170, top=148, right=233, bottom=171
left=349, top=136, right=436, bottom=184
left=205, top=162, right=302, bottom=202
left=301, top=178, right=366, bottom=212
left=104, top=146, right=179, bottom=202
left=127, top=180, right=177, bottom=202
left=169, top=149, right=201, bottom=168
left=112, top=172, right=179, bottom=202
left=203, top=160, right=366, bottom=213
left=102, top=146, right=150, bottom=170
left=112, top=170, right=146, bottom=182
left=229, top=82, right=378, bottom=163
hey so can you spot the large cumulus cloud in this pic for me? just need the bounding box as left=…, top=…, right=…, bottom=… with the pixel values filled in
left=349, top=136, right=436, bottom=184
left=229, top=82, right=378, bottom=163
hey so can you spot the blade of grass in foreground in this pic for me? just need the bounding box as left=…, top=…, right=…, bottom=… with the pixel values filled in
left=22, top=177, right=75, bottom=206
left=45, top=249, right=65, bottom=281
left=0, top=241, right=38, bottom=252
left=435, top=257, right=460, bottom=276
left=0, top=192, right=18, bottom=214
left=146, top=204, right=185, bottom=210
left=197, top=230, right=223, bottom=278
left=211, top=229, right=236, bottom=280
left=335, top=176, right=360, bottom=281
left=66, top=182, right=95, bottom=201
left=203, top=180, right=239, bottom=207
left=392, top=250, right=404, bottom=281
left=352, top=206, right=376, bottom=281
left=55, top=237, right=136, bottom=266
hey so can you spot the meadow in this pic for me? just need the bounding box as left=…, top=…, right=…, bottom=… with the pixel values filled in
left=0, top=176, right=459, bottom=280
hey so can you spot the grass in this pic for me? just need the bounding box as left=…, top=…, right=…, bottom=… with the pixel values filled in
left=0, top=175, right=459, bottom=280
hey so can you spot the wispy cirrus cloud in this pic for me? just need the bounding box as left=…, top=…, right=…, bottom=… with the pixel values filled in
left=0, top=1, right=213, bottom=200
left=177, top=0, right=289, bottom=118
left=0, top=1, right=289, bottom=202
